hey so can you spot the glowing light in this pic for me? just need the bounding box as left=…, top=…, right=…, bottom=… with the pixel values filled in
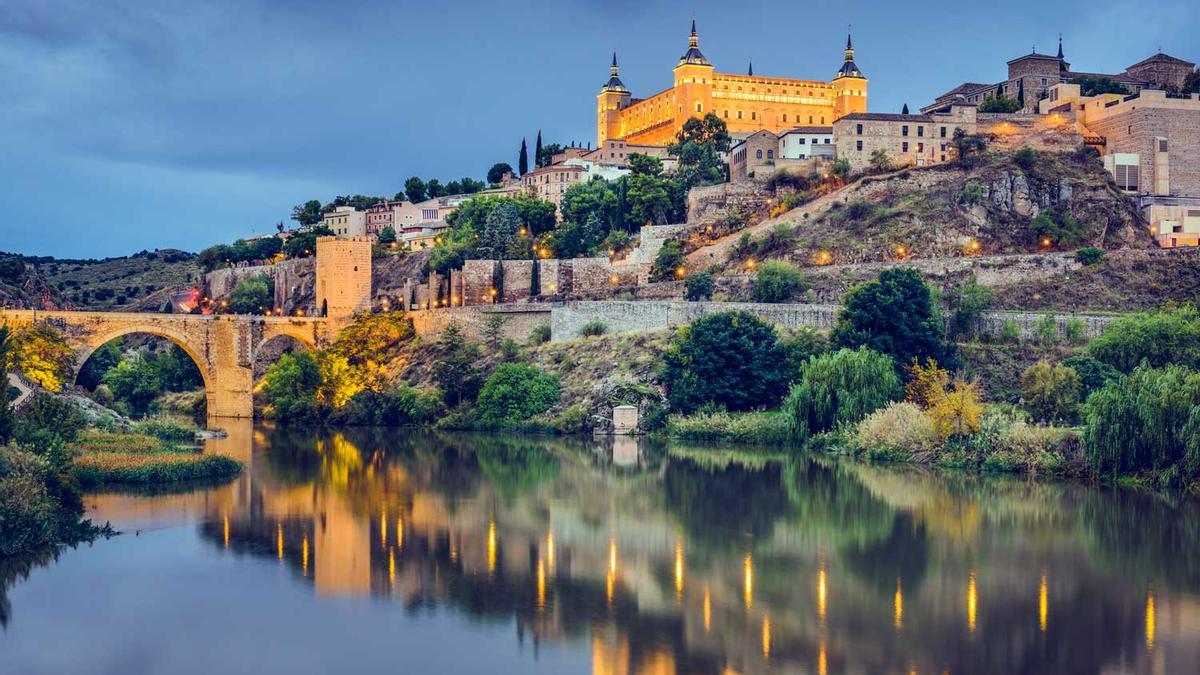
left=1041, top=237, right=1052, bottom=247
left=895, top=244, right=908, bottom=258
left=675, top=266, right=686, bottom=278
left=743, top=554, right=754, bottom=609
left=818, top=640, right=827, bottom=675
left=761, top=615, right=771, bottom=660
left=817, top=567, right=827, bottom=621
left=302, top=536, right=309, bottom=576
left=519, top=227, right=527, bottom=236
left=965, top=239, right=981, bottom=255
left=536, top=560, right=546, bottom=611
left=674, top=542, right=685, bottom=600
left=968, top=571, right=978, bottom=633
left=389, top=547, right=396, bottom=586
left=546, top=531, right=555, bottom=571
left=1039, top=574, right=1048, bottom=632
left=223, top=515, right=229, bottom=549
left=610, top=274, right=619, bottom=285
left=1145, top=590, right=1156, bottom=650
left=894, top=578, right=903, bottom=629
left=487, top=520, right=497, bottom=574
left=703, top=586, right=711, bottom=632
left=815, top=250, right=833, bottom=266
left=381, top=507, right=388, bottom=547
left=276, top=522, right=284, bottom=560
left=609, top=538, right=618, bottom=575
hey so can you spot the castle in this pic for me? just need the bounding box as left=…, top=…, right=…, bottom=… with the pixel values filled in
left=597, top=21, right=867, bottom=146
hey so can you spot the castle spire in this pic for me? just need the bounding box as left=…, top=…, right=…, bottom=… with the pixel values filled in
left=836, top=29, right=863, bottom=79
left=677, top=17, right=710, bottom=66
left=601, top=51, right=628, bottom=93
left=1056, top=33, right=1063, bottom=59
left=748, top=61, right=754, bottom=76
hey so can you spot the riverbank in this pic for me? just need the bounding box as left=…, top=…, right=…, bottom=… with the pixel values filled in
left=69, top=429, right=242, bottom=488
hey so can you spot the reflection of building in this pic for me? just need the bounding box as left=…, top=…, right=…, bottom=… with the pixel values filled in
left=598, top=23, right=866, bottom=146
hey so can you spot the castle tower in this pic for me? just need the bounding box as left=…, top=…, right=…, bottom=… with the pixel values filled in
left=833, top=32, right=868, bottom=118
left=672, top=19, right=715, bottom=134
left=597, top=52, right=631, bottom=144
left=315, top=236, right=372, bottom=319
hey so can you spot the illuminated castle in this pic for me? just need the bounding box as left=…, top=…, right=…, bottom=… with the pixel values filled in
left=598, top=21, right=867, bottom=146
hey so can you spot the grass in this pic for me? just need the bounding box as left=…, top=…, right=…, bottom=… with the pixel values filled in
left=69, top=430, right=241, bottom=488
left=665, top=411, right=793, bottom=444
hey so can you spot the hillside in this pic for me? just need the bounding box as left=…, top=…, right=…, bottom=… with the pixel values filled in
left=0, top=249, right=198, bottom=310
left=687, top=148, right=1153, bottom=273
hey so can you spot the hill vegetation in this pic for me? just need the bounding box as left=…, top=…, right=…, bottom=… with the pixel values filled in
left=0, top=249, right=197, bottom=310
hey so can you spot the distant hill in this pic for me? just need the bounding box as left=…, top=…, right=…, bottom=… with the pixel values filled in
left=0, top=249, right=198, bottom=311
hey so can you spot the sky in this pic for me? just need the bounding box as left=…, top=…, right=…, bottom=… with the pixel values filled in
left=0, top=0, right=1196, bottom=258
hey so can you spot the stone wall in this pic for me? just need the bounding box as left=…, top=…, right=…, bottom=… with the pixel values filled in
left=405, top=305, right=551, bottom=342
left=203, top=258, right=315, bottom=313
left=686, top=181, right=772, bottom=224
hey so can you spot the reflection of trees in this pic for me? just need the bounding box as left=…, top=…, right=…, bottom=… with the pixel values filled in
left=1079, top=488, right=1200, bottom=595
left=0, top=547, right=60, bottom=628
left=841, top=514, right=929, bottom=596
left=784, top=456, right=898, bottom=548
left=471, top=437, right=559, bottom=501
left=662, top=455, right=794, bottom=550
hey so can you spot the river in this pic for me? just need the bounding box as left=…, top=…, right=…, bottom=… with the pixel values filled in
left=2, top=423, right=1198, bottom=674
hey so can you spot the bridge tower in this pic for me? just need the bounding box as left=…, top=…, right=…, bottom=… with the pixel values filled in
left=315, top=236, right=373, bottom=319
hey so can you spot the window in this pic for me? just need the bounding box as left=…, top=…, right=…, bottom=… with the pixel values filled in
left=798, top=137, right=807, bottom=144
left=856, top=140, right=863, bottom=151
left=695, top=102, right=702, bottom=112
left=902, top=142, right=909, bottom=152
left=756, top=149, right=763, bottom=159
left=1159, top=139, right=1169, bottom=152
left=1114, top=163, right=1139, bottom=192
left=809, top=116, right=814, bottom=124
left=917, top=143, right=924, bottom=153
left=917, top=126, right=924, bottom=137
left=940, top=126, right=947, bottom=138
left=751, top=112, right=757, bottom=120
left=738, top=111, right=743, bottom=119
left=783, top=114, right=788, bottom=122
left=902, top=125, right=909, bottom=137
left=724, top=109, right=729, bottom=118
left=856, top=124, right=863, bottom=135
left=767, top=149, right=774, bottom=159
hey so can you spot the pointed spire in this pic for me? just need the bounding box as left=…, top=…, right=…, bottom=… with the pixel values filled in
left=689, top=18, right=699, bottom=48
left=612, top=51, right=618, bottom=68
left=1056, top=33, right=1063, bottom=59
left=602, top=50, right=628, bottom=93
left=748, top=61, right=754, bottom=77
left=836, top=29, right=862, bottom=79
left=677, top=16, right=710, bottom=66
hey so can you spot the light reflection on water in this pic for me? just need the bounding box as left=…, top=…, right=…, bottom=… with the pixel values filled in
left=3, top=421, right=1200, bottom=674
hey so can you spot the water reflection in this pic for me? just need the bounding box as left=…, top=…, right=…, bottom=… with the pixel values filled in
left=5, top=423, right=1200, bottom=674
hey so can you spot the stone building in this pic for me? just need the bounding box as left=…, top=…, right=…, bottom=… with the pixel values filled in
left=315, top=236, right=372, bottom=318
left=582, top=139, right=673, bottom=169
left=833, top=103, right=979, bottom=169
left=597, top=22, right=866, bottom=146
left=925, top=38, right=1195, bottom=114
left=729, top=130, right=780, bottom=181
left=522, top=163, right=587, bottom=211
left=1042, top=83, right=1200, bottom=247
left=320, top=206, right=366, bottom=237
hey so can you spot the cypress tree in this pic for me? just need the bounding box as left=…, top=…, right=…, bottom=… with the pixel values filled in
left=492, top=260, right=505, bottom=303
left=530, top=256, right=540, bottom=296
left=518, top=138, right=528, bottom=176
left=534, top=130, right=543, bottom=168
left=1017, top=79, right=1026, bottom=109
left=901, top=103, right=909, bottom=115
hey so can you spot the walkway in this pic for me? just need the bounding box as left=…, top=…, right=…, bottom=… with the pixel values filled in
left=6, top=372, right=34, bottom=411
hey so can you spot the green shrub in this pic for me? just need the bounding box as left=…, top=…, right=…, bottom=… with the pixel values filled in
left=0, top=445, right=91, bottom=555
left=1000, top=319, right=1022, bottom=344
left=853, top=401, right=939, bottom=459
left=784, top=347, right=902, bottom=440
left=948, top=277, right=992, bottom=337
left=1088, top=306, right=1200, bottom=373
left=343, top=386, right=443, bottom=426
left=529, top=324, right=552, bottom=345
left=780, top=328, right=828, bottom=371
left=578, top=320, right=607, bottom=337
left=1019, top=361, right=1081, bottom=424
left=1082, top=365, right=1200, bottom=478
left=661, top=311, right=796, bottom=414
left=959, top=180, right=984, bottom=205
left=1075, top=247, right=1105, bottom=265
left=500, top=338, right=520, bottom=361
left=1063, top=318, right=1087, bottom=346
left=649, top=240, right=686, bottom=282
left=751, top=261, right=808, bottom=303
left=833, top=268, right=954, bottom=370
left=666, top=411, right=792, bottom=444
left=228, top=275, right=273, bottom=315
left=130, top=417, right=197, bottom=442
left=476, top=364, right=561, bottom=423
left=1061, top=355, right=1119, bottom=398
left=1033, top=314, right=1059, bottom=346
left=684, top=271, right=714, bottom=301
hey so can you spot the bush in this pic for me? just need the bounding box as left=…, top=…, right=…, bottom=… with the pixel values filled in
left=1082, top=365, right=1200, bottom=478
left=780, top=328, right=827, bottom=372
left=1000, top=319, right=1022, bottom=343
left=1063, top=318, right=1086, bottom=345
left=578, top=321, right=607, bottom=338
left=649, top=240, right=686, bottom=282
left=1088, top=306, right=1200, bottom=373
left=666, top=411, right=793, bottom=444
left=228, top=275, right=273, bottom=315
left=905, top=358, right=949, bottom=408
left=1013, top=146, right=1039, bottom=170
left=131, top=417, right=197, bottom=442
left=784, top=347, right=901, bottom=439
left=500, top=338, right=520, bottom=361
left=853, top=402, right=939, bottom=459
left=751, top=261, right=808, bottom=303
left=343, top=386, right=443, bottom=426
left=661, top=311, right=797, bottom=414
left=1061, top=355, right=1119, bottom=398
left=0, top=445, right=91, bottom=555
left=948, top=277, right=992, bottom=337
left=1019, top=361, right=1081, bottom=424
left=475, top=364, right=561, bottom=424
left=529, top=324, right=552, bottom=345
left=13, top=394, right=87, bottom=453
left=684, top=271, right=714, bottom=301
left=1075, top=247, right=1105, bottom=266
left=833, top=268, right=953, bottom=371
left=929, top=381, right=983, bottom=439
left=1033, top=314, right=1059, bottom=346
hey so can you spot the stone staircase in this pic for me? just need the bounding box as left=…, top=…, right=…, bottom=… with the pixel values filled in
left=6, top=372, right=35, bottom=411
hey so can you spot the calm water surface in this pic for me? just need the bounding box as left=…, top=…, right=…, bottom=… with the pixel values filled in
left=2, top=423, right=1198, bottom=674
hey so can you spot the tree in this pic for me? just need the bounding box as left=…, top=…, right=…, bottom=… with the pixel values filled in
left=784, top=347, right=902, bottom=439
left=518, top=138, right=529, bottom=176
left=378, top=226, right=397, bottom=245
left=0, top=325, right=13, bottom=444
left=901, top=103, right=909, bottom=115
left=684, top=271, right=713, bottom=301
left=1072, top=76, right=1129, bottom=97
left=426, top=179, right=445, bottom=198
left=548, top=214, right=605, bottom=259
left=1088, top=305, right=1200, bottom=373
left=869, top=149, right=893, bottom=172
left=6, top=324, right=74, bottom=392
left=228, top=275, right=273, bottom=315
left=77, top=340, right=122, bottom=390
left=537, top=143, right=564, bottom=168
left=261, top=351, right=322, bottom=416
left=487, top=162, right=514, bottom=184
left=534, top=130, right=543, bottom=169
left=668, top=114, right=731, bottom=188
left=833, top=268, right=953, bottom=372
left=404, top=176, right=428, bottom=202
left=1061, top=355, right=1119, bottom=398
left=560, top=179, right=620, bottom=233
left=283, top=225, right=333, bottom=258
left=478, top=201, right=522, bottom=260
left=649, top=240, right=686, bottom=282
left=661, top=311, right=797, bottom=413
left=751, top=262, right=808, bottom=303
left=432, top=325, right=482, bottom=407
left=978, top=94, right=1021, bottom=113
left=1017, top=79, right=1026, bottom=109
left=1184, top=68, right=1200, bottom=95
left=475, top=363, right=561, bottom=423
left=625, top=156, right=674, bottom=227
left=482, top=314, right=507, bottom=350
left=952, top=128, right=989, bottom=159
left=102, top=356, right=162, bottom=417
left=1020, top=361, right=1082, bottom=423
left=290, top=200, right=323, bottom=227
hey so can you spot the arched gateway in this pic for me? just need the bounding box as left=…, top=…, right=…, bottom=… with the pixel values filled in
left=0, top=309, right=341, bottom=419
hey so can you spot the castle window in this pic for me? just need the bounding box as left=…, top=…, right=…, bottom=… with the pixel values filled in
left=767, top=149, right=774, bottom=159
left=798, top=137, right=806, bottom=144
left=902, top=125, right=909, bottom=137
left=751, top=112, right=756, bottom=120
left=902, top=142, right=909, bottom=152
left=856, top=140, right=863, bottom=151
left=821, top=116, right=825, bottom=124
left=918, top=143, right=924, bottom=153
left=724, top=110, right=728, bottom=118
left=695, top=102, right=702, bottom=112
left=918, top=126, right=925, bottom=137
left=809, top=116, right=814, bottom=124
left=783, top=114, right=788, bottom=122
left=756, top=149, right=762, bottom=159
left=856, top=124, right=863, bottom=135
left=940, top=126, right=947, bottom=138
left=738, top=111, right=743, bottom=119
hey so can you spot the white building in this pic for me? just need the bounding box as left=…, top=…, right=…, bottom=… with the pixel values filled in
left=779, top=126, right=836, bottom=160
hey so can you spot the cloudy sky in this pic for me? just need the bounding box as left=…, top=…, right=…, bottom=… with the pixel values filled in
left=0, top=0, right=1195, bottom=258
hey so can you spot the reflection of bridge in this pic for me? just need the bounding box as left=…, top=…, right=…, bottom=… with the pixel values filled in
left=0, top=310, right=343, bottom=418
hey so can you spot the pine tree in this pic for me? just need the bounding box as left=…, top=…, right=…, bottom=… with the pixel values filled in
left=518, top=138, right=528, bottom=176
left=1017, top=79, right=1026, bottom=109
left=534, top=131, right=543, bottom=169
left=530, top=256, right=540, bottom=296
left=901, top=103, right=909, bottom=115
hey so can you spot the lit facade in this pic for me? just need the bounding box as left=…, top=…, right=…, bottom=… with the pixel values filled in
left=597, top=22, right=867, bottom=147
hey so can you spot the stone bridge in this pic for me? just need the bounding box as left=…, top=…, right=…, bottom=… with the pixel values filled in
left=0, top=309, right=344, bottom=419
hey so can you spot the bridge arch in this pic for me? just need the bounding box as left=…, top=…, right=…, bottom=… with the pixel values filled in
left=74, top=324, right=216, bottom=414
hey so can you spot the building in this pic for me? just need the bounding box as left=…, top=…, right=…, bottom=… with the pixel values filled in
left=1041, top=83, right=1200, bottom=247
left=597, top=22, right=866, bottom=147
left=926, top=38, right=1195, bottom=114
left=521, top=158, right=633, bottom=213
left=362, top=200, right=422, bottom=239
left=320, top=206, right=367, bottom=237
left=833, top=104, right=979, bottom=169
left=315, top=236, right=372, bottom=318
left=729, top=130, right=781, bottom=181
left=582, top=139, right=673, bottom=169
left=779, top=126, right=835, bottom=160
